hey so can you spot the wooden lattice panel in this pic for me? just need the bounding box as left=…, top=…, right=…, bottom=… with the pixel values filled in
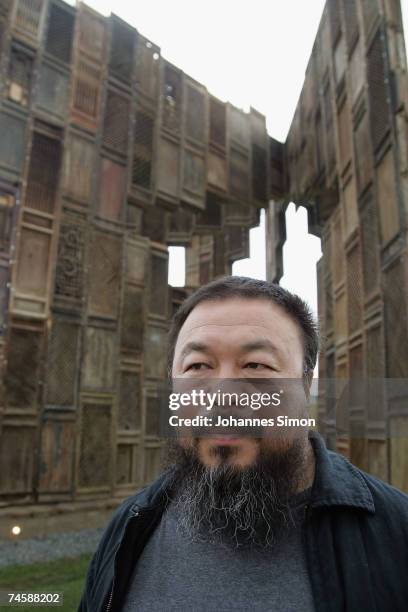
left=335, top=359, right=349, bottom=440
left=251, top=144, right=267, bottom=202
left=13, top=0, right=45, bottom=43
left=333, top=35, right=347, bottom=86
left=162, top=62, right=182, bottom=134
left=7, top=44, right=33, bottom=107
left=209, top=96, right=226, bottom=150
left=323, top=82, right=336, bottom=172
left=82, top=328, right=116, bottom=390
left=361, top=0, right=380, bottom=37
left=0, top=111, right=26, bottom=177
left=349, top=39, right=365, bottom=104
left=135, top=35, right=160, bottom=102
left=121, top=286, right=144, bottom=352
left=226, top=225, right=249, bottom=261
left=102, top=89, right=130, bottom=156
left=383, top=258, right=408, bottom=377
left=185, top=235, right=200, bottom=287
left=354, top=109, right=373, bottom=195
left=334, top=291, right=347, bottom=341
left=332, top=212, right=345, bottom=286
left=325, top=274, right=334, bottom=332
left=98, top=158, right=125, bottom=221
left=199, top=236, right=214, bottom=285
left=207, top=150, right=227, bottom=193
left=366, top=324, right=385, bottom=423
left=367, top=28, right=390, bottom=152
left=63, top=133, right=95, bottom=204
left=46, top=319, right=80, bottom=407
left=185, top=80, right=206, bottom=144
left=143, top=446, right=162, bottom=483
left=71, top=56, right=102, bottom=132
left=116, top=444, right=137, bottom=485
left=342, top=0, right=359, bottom=51
left=327, top=0, right=341, bottom=45
left=38, top=418, right=75, bottom=492
left=346, top=243, right=362, bottom=334
left=78, top=401, right=113, bottom=489
left=45, top=2, right=74, bottom=64
left=360, top=193, right=380, bottom=296
left=229, top=148, right=249, bottom=201
left=224, top=201, right=256, bottom=227
left=0, top=188, right=16, bottom=254
left=195, top=192, right=223, bottom=232
left=132, top=109, right=155, bottom=190
left=181, top=148, right=205, bottom=209
left=390, top=417, right=408, bottom=492
left=54, top=214, right=85, bottom=307
left=36, top=63, right=69, bottom=119
left=119, top=370, right=141, bottom=431
left=228, top=105, right=250, bottom=150
left=126, top=202, right=143, bottom=233
left=0, top=426, right=35, bottom=494
left=156, top=136, right=180, bottom=205
left=5, top=327, right=42, bottom=409
left=108, top=16, right=135, bottom=83
left=149, top=251, right=168, bottom=318
left=377, top=147, right=400, bottom=245
left=145, top=392, right=161, bottom=437
left=250, top=110, right=268, bottom=204
left=142, top=206, right=169, bottom=243
left=14, top=227, right=51, bottom=307
left=337, top=98, right=351, bottom=170
left=144, top=323, right=167, bottom=379
left=367, top=440, right=387, bottom=481
left=168, top=208, right=195, bottom=244
left=25, top=132, right=61, bottom=214
left=125, top=238, right=148, bottom=285
left=343, top=178, right=358, bottom=237
left=88, top=231, right=122, bottom=319
left=76, top=4, right=106, bottom=63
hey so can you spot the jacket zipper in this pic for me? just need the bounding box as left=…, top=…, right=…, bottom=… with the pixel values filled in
left=105, top=510, right=140, bottom=612
left=105, top=587, right=113, bottom=612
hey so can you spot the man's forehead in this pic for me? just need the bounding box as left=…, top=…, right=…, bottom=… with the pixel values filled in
left=176, top=298, right=302, bottom=344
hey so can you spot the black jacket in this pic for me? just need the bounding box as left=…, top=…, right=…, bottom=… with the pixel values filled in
left=78, top=433, right=408, bottom=612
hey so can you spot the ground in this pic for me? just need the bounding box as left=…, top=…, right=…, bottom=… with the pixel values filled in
left=0, top=554, right=91, bottom=611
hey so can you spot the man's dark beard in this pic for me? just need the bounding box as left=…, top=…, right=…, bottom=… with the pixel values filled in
left=164, top=438, right=308, bottom=549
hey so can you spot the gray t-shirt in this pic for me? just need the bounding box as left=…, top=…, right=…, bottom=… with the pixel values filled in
left=122, top=490, right=315, bottom=612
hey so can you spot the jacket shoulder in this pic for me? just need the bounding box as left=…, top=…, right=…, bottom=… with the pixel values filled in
left=357, top=467, right=408, bottom=520
left=103, top=468, right=173, bottom=531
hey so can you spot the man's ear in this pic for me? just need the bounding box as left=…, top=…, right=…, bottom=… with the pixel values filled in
left=303, top=368, right=313, bottom=401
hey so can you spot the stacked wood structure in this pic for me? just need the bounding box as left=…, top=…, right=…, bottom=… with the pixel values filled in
left=266, top=0, right=408, bottom=490
left=0, top=0, right=407, bottom=531
left=0, top=0, right=276, bottom=527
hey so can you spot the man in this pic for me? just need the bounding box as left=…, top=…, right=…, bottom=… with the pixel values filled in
left=78, top=276, right=408, bottom=612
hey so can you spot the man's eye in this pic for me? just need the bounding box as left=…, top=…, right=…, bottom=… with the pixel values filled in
left=186, top=363, right=210, bottom=371
left=244, top=362, right=270, bottom=370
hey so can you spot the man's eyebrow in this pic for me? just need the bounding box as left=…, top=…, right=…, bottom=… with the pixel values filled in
left=240, top=339, right=280, bottom=354
left=179, top=341, right=210, bottom=360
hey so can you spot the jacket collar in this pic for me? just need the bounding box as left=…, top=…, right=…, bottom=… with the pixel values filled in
left=130, top=432, right=376, bottom=517
left=308, top=431, right=375, bottom=513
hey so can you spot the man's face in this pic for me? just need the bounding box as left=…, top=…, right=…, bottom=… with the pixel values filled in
left=171, top=297, right=307, bottom=469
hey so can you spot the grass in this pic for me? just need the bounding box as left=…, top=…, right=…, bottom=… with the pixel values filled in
left=0, top=554, right=91, bottom=611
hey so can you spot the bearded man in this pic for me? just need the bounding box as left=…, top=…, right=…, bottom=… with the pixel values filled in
left=78, top=276, right=408, bottom=612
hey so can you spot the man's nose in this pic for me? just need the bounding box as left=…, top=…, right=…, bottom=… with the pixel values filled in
left=214, top=363, right=241, bottom=379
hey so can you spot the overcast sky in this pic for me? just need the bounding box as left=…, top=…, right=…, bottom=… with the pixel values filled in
left=79, top=0, right=407, bottom=318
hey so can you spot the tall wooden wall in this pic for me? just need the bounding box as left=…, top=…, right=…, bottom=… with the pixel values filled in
left=266, top=0, right=408, bottom=490
left=0, top=0, right=275, bottom=512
